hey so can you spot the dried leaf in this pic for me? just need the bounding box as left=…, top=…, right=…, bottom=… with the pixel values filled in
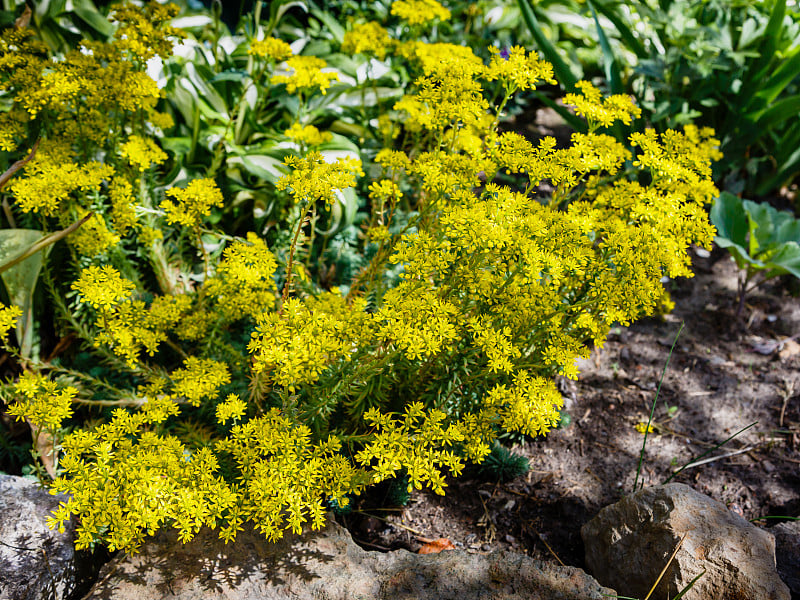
left=418, top=538, right=455, bottom=554
left=779, top=339, right=800, bottom=360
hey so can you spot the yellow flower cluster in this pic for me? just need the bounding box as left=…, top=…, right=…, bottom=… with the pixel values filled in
left=7, top=372, right=76, bottom=431
left=18, top=13, right=724, bottom=556
left=68, top=212, right=121, bottom=257
left=276, top=151, right=363, bottom=206
left=249, top=37, right=293, bottom=62
left=342, top=22, right=392, bottom=59
left=216, top=394, right=248, bottom=425
left=356, top=404, right=464, bottom=494
left=161, top=178, right=224, bottom=228
left=9, top=161, right=114, bottom=216
left=204, top=233, right=278, bottom=321
left=120, top=135, right=168, bottom=172
left=390, top=0, right=451, bottom=25
left=171, top=357, right=231, bottom=407
left=564, top=81, right=642, bottom=129
left=270, top=55, right=339, bottom=96
left=248, top=298, right=357, bottom=392
left=109, top=1, right=185, bottom=61
left=72, top=265, right=136, bottom=310
left=0, top=303, right=22, bottom=341
left=486, top=46, right=556, bottom=92
left=284, top=123, right=333, bottom=147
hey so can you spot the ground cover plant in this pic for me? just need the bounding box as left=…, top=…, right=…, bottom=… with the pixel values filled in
left=0, top=0, right=722, bottom=557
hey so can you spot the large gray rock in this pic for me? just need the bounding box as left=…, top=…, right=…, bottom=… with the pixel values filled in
left=0, top=474, right=83, bottom=600
left=582, top=483, right=790, bottom=600
left=772, top=520, right=800, bottom=595
left=82, top=517, right=614, bottom=600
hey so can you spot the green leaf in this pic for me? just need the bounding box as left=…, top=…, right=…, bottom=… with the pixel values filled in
left=517, top=0, right=579, bottom=90
left=0, top=230, right=49, bottom=358
left=587, top=0, right=623, bottom=95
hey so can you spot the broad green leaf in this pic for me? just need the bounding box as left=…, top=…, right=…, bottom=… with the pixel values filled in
left=0, top=230, right=49, bottom=358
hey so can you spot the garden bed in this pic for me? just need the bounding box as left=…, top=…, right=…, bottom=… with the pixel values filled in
left=342, top=249, right=800, bottom=568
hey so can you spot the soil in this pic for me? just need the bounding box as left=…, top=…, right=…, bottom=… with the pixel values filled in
left=342, top=248, right=800, bottom=567
left=338, top=110, right=800, bottom=570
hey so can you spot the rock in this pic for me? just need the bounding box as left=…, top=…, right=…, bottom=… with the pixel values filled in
left=0, top=474, right=84, bottom=600
left=772, top=520, right=800, bottom=595
left=83, top=517, right=614, bottom=600
left=582, top=483, right=790, bottom=600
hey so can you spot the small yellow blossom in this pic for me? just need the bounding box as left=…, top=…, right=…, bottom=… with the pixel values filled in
left=249, top=37, right=293, bottom=62
left=342, top=22, right=391, bottom=59
left=216, top=394, right=248, bottom=425
left=161, top=178, right=224, bottom=228
left=564, top=81, right=642, bottom=129
left=121, top=135, right=168, bottom=172
left=391, top=0, right=450, bottom=25
left=69, top=212, right=121, bottom=257
left=0, top=304, right=22, bottom=340
left=7, top=371, right=76, bottom=431
left=72, top=265, right=136, bottom=310
left=270, top=55, right=339, bottom=96
left=486, top=46, right=556, bottom=92
left=284, top=123, right=332, bottom=147
left=635, top=422, right=656, bottom=434
left=171, top=357, right=231, bottom=407
left=277, top=151, right=363, bottom=206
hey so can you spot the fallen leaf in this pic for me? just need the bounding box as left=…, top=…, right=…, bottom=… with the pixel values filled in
left=779, top=339, right=800, bottom=360
left=418, top=538, right=455, bottom=554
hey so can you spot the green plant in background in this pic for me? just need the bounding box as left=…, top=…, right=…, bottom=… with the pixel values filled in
left=711, top=191, right=800, bottom=316
left=518, top=0, right=800, bottom=197
left=0, top=0, right=721, bottom=554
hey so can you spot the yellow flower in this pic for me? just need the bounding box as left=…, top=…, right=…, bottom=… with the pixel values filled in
left=7, top=371, right=76, bottom=431
left=171, top=357, right=231, bottom=407
left=72, top=265, right=136, bottom=310
left=635, top=422, right=656, bottom=434
left=284, top=123, right=332, bottom=147
left=276, top=151, right=363, bottom=206
left=270, top=56, right=339, bottom=96
left=216, top=394, right=248, bottom=425
left=391, top=0, right=450, bottom=25
left=342, top=22, right=391, bottom=59
left=249, top=37, right=293, bottom=62
left=564, top=81, right=642, bottom=129
left=485, top=46, right=556, bottom=92
left=69, top=212, right=121, bottom=257
left=161, top=178, right=224, bottom=228
left=0, top=304, right=22, bottom=340
left=120, top=135, right=168, bottom=172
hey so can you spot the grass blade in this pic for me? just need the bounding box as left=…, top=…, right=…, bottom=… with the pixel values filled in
left=633, top=322, right=683, bottom=492
left=588, top=0, right=623, bottom=95
left=663, top=422, right=758, bottom=485
left=517, top=0, right=579, bottom=91
left=670, top=569, right=705, bottom=600
left=591, top=0, right=647, bottom=59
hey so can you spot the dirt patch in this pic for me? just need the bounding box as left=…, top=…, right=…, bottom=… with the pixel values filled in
left=340, top=245, right=800, bottom=570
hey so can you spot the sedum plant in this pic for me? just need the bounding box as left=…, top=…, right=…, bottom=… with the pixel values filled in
left=0, top=1, right=719, bottom=553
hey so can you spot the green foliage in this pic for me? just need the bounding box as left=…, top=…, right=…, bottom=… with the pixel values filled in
left=711, top=191, right=800, bottom=314
left=518, top=0, right=800, bottom=195
left=0, top=0, right=719, bottom=553
left=478, top=442, right=529, bottom=482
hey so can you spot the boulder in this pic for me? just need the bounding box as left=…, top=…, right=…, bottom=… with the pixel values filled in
left=82, top=517, right=614, bottom=600
left=772, top=520, right=800, bottom=595
left=582, top=482, right=790, bottom=600
left=0, top=474, right=85, bottom=600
